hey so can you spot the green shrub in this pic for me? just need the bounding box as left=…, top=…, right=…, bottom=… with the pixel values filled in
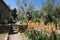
left=24, top=29, right=49, bottom=40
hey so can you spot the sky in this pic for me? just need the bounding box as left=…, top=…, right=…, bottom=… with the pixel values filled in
left=3, top=0, right=47, bottom=10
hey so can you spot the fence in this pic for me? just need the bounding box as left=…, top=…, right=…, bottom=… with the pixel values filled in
left=0, top=24, right=28, bottom=33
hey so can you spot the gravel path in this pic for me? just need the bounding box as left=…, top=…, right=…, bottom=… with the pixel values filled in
left=9, top=32, right=29, bottom=40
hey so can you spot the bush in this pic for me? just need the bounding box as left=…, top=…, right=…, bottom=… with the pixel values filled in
left=24, top=29, right=49, bottom=40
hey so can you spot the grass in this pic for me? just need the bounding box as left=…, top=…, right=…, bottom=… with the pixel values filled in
left=23, top=29, right=60, bottom=40
left=56, top=34, right=60, bottom=40
left=24, top=29, right=49, bottom=40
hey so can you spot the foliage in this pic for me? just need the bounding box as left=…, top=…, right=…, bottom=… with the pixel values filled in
left=11, top=8, right=17, bottom=20
left=27, top=2, right=34, bottom=12
left=16, top=0, right=60, bottom=40
left=56, top=34, right=60, bottom=40
left=16, top=0, right=34, bottom=21
left=25, top=29, right=49, bottom=40
left=16, top=0, right=60, bottom=26
left=3, top=20, right=8, bottom=24
left=24, top=28, right=60, bottom=40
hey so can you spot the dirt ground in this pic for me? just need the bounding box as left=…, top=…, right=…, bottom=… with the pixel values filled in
left=8, top=32, right=29, bottom=40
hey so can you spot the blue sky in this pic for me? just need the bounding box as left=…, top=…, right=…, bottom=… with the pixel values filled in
left=3, top=0, right=47, bottom=10
left=4, top=0, right=17, bottom=9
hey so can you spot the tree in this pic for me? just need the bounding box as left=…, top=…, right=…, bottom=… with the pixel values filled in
left=27, top=2, right=34, bottom=12
left=16, top=0, right=27, bottom=21
left=41, top=0, right=56, bottom=24
left=16, top=0, right=34, bottom=21
left=11, top=8, right=17, bottom=20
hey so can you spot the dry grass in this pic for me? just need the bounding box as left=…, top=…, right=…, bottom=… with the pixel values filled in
left=27, top=21, right=57, bottom=33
